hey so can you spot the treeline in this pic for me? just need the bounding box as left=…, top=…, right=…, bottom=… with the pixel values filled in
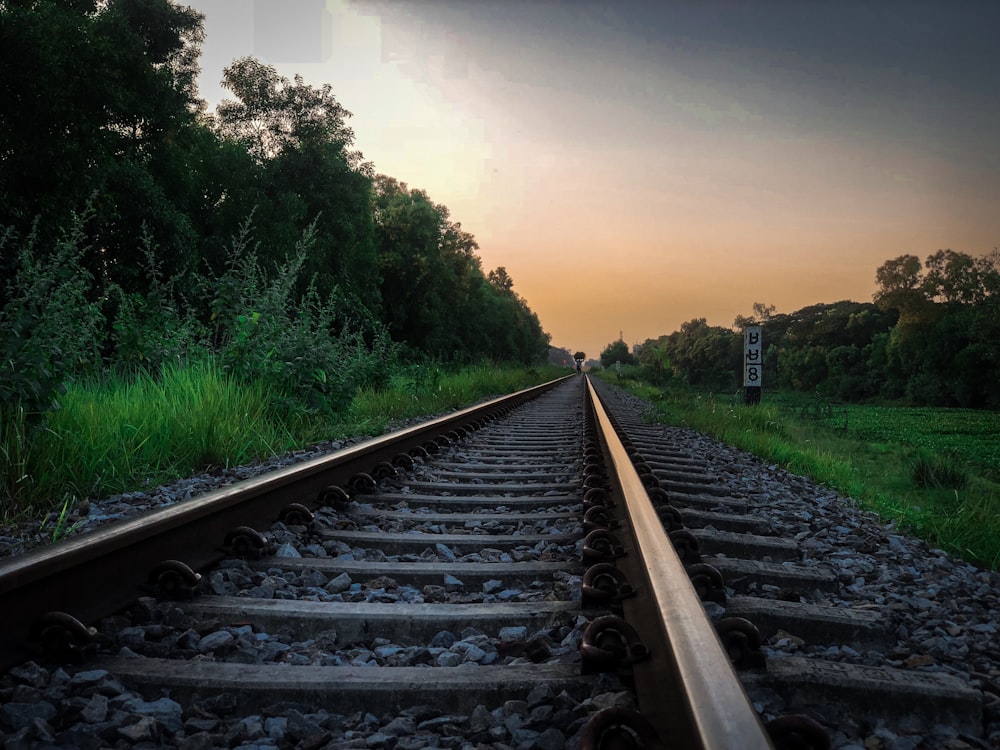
left=633, top=249, right=1000, bottom=409
left=0, top=0, right=548, bottom=420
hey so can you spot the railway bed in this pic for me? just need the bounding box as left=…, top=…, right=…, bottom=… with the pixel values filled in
left=0, top=376, right=997, bottom=748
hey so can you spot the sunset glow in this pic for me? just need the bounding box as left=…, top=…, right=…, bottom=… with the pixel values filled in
left=186, top=0, right=1000, bottom=358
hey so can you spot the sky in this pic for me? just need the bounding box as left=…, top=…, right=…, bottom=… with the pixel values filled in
left=183, top=0, right=1000, bottom=360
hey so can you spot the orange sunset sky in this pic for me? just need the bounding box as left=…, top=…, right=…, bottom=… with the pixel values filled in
left=183, top=0, right=999, bottom=360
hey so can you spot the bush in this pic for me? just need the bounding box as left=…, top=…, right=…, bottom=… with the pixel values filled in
left=0, top=212, right=107, bottom=513
left=212, top=220, right=398, bottom=415
left=911, top=450, right=968, bottom=491
left=108, top=231, right=209, bottom=373
left=1, top=213, right=104, bottom=419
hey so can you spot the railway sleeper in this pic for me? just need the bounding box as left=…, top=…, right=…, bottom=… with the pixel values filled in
left=418, top=470, right=581, bottom=482
left=347, top=508, right=577, bottom=525
left=679, top=507, right=770, bottom=534
left=724, top=595, right=893, bottom=650
left=248, top=558, right=580, bottom=589
left=704, top=556, right=839, bottom=595
left=661, top=491, right=751, bottom=513
left=316, top=530, right=580, bottom=553
left=85, top=655, right=607, bottom=718
left=383, top=480, right=581, bottom=496
left=655, top=477, right=743, bottom=497
left=349, top=492, right=581, bottom=512
left=688, top=527, right=801, bottom=562
left=743, top=655, right=983, bottom=737
left=177, top=598, right=598, bottom=643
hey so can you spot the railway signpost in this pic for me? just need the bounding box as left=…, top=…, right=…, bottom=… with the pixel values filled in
left=744, top=325, right=762, bottom=405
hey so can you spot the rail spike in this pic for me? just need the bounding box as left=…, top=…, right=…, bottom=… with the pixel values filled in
left=645, top=486, right=670, bottom=507
left=391, top=452, right=414, bottom=470
left=583, top=505, right=619, bottom=533
left=668, top=528, right=701, bottom=565
left=278, top=502, right=314, bottom=528
left=685, top=562, right=727, bottom=605
left=656, top=504, right=684, bottom=532
left=223, top=526, right=270, bottom=560
left=716, top=616, right=767, bottom=670
left=146, top=559, right=201, bottom=600
left=580, top=707, right=667, bottom=750
left=582, top=563, right=635, bottom=610
left=371, top=461, right=398, bottom=481
left=317, top=484, right=350, bottom=510
left=638, top=471, right=660, bottom=490
left=348, top=472, right=377, bottom=494
left=583, top=487, right=614, bottom=510
left=581, top=615, right=650, bottom=674
left=582, top=528, right=626, bottom=563
left=30, top=612, right=97, bottom=664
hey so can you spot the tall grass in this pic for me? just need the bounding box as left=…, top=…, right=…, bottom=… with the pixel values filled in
left=348, top=364, right=565, bottom=432
left=23, top=361, right=302, bottom=510
left=605, top=376, right=1000, bottom=570
left=1, top=360, right=567, bottom=524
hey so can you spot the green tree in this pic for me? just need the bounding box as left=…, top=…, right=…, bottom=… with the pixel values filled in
left=373, top=175, right=458, bottom=355
left=372, top=176, right=547, bottom=363
left=869, top=249, right=1000, bottom=406
left=212, top=57, right=378, bottom=305
left=733, top=302, right=776, bottom=329
left=0, top=0, right=207, bottom=297
left=636, top=339, right=671, bottom=384
left=600, top=339, right=637, bottom=368
left=654, top=319, right=740, bottom=389
left=922, top=248, right=995, bottom=305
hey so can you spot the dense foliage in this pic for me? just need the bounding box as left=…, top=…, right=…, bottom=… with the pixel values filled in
left=599, top=339, right=637, bottom=369
left=633, top=250, right=1000, bottom=409
left=0, top=0, right=550, bottom=427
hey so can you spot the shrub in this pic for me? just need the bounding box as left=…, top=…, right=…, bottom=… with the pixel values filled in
left=0, top=212, right=106, bottom=513
left=212, top=220, right=398, bottom=415
left=911, top=450, right=968, bottom=491
left=108, top=230, right=208, bottom=373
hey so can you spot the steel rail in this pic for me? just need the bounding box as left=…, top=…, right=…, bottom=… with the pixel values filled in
left=0, top=375, right=571, bottom=671
left=587, top=376, right=774, bottom=749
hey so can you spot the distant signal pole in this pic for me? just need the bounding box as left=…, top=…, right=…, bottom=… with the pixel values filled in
left=744, top=325, right=762, bottom=405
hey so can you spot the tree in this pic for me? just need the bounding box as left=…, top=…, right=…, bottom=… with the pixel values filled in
left=600, top=339, right=637, bottom=368
left=650, top=319, right=742, bottom=389
left=734, top=302, right=776, bottom=330
left=922, top=249, right=991, bottom=305
left=636, top=339, right=671, bottom=384
left=212, top=57, right=378, bottom=305
left=488, top=267, right=514, bottom=294
left=873, top=254, right=934, bottom=327
left=371, top=175, right=548, bottom=363
left=214, top=56, right=358, bottom=163
left=373, top=175, right=458, bottom=354
left=0, top=0, right=208, bottom=297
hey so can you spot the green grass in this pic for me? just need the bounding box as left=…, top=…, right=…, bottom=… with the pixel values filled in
left=604, top=375, right=1000, bottom=570
left=346, top=364, right=567, bottom=434
left=22, top=360, right=302, bottom=512
left=814, top=403, right=1000, bottom=482
left=0, top=359, right=567, bottom=525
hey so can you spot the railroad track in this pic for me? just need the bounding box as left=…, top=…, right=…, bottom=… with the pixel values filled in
left=0, top=375, right=991, bottom=748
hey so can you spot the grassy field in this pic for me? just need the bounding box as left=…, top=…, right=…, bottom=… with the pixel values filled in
left=604, top=375, right=1000, bottom=570
left=1, top=361, right=569, bottom=529
left=809, top=402, right=1000, bottom=481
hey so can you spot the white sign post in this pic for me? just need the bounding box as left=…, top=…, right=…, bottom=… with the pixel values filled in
left=744, top=326, right=762, bottom=405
